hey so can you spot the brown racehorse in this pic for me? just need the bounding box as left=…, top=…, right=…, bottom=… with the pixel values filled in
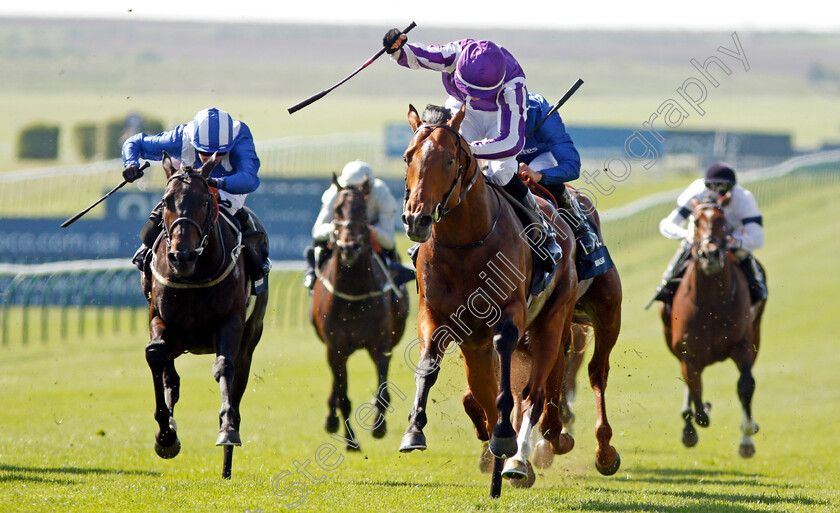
left=398, top=105, right=620, bottom=497
left=310, top=175, right=409, bottom=450
left=142, top=151, right=268, bottom=479
left=660, top=196, right=766, bottom=457
left=483, top=189, right=624, bottom=487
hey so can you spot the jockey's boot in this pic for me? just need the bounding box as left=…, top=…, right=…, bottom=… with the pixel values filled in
left=738, top=253, right=768, bottom=304
left=235, top=208, right=271, bottom=295
left=303, top=245, right=317, bottom=291
left=132, top=201, right=165, bottom=271
left=407, top=242, right=421, bottom=268
left=556, top=186, right=602, bottom=257
left=381, top=246, right=416, bottom=287
left=503, top=177, right=563, bottom=265
left=645, top=243, right=692, bottom=309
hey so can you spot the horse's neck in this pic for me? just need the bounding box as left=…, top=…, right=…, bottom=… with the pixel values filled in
left=432, top=176, right=497, bottom=248
left=327, top=247, right=380, bottom=294
left=689, top=258, right=734, bottom=305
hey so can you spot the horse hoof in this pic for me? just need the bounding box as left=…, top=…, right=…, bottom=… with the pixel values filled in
left=324, top=414, right=339, bottom=434
left=532, top=438, right=554, bottom=469
left=549, top=433, right=575, bottom=455
left=695, top=411, right=710, bottom=428
left=399, top=430, right=427, bottom=453
left=478, top=443, right=494, bottom=473
left=489, top=435, right=517, bottom=459
left=154, top=436, right=181, bottom=459
left=739, top=443, right=756, bottom=458
left=346, top=442, right=362, bottom=452
left=505, top=460, right=536, bottom=488
left=595, top=451, right=621, bottom=476
left=215, top=430, right=242, bottom=446
left=682, top=426, right=699, bottom=447
left=372, top=418, right=387, bottom=439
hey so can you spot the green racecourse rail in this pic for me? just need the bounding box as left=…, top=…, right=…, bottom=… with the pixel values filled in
left=2, top=151, right=839, bottom=345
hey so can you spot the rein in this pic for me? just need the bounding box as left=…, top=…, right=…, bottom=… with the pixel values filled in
left=315, top=244, right=402, bottom=301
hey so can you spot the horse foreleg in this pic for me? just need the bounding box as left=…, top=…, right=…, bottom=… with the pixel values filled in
left=368, top=342, right=392, bottom=439
left=326, top=349, right=359, bottom=451
left=163, top=362, right=180, bottom=416
left=681, top=360, right=709, bottom=428
left=147, top=317, right=180, bottom=459
left=561, top=324, right=588, bottom=433
left=399, top=337, right=443, bottom=453
left=489, top=315, right=521, bottom=458
left=736, top=361, right=759, bottom=458
left=214, top=319, right=244, bottom=447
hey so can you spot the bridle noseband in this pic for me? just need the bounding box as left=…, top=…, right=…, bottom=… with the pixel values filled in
left=408, top=123, right=478, bottom=223
left=162, top=172, right=217, bottom=256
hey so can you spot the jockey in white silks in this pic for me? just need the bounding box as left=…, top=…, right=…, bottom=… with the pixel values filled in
left=649, top=161, right=767, bottom=307
left=302, top=160, right=414, bottom=291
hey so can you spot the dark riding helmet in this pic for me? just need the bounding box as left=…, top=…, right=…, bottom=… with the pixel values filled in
left=704, top=162, right=736, bottom=196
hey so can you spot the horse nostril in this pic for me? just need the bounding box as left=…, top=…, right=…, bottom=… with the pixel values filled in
left=418, top=215, right=433, bottom=229
left=401, top=213, right=409, bottom=226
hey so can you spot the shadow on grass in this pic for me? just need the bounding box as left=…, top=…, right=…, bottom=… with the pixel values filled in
left=627, top=467, right=789, bottom=488
left=0, top=463, right=161, bottom=485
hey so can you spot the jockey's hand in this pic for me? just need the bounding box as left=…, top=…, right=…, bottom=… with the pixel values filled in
left=518, top=163, right=543, bottom=184
left=383, top=29, right=407, bottom=54
left=206, top=177, right=221, bottom=189
left=122, top=164, right=144, bottom=183
left=727, top=235, right=742, bottom=249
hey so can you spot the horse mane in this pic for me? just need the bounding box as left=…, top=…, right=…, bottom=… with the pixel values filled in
left=421, top=104, right=452, bottom=124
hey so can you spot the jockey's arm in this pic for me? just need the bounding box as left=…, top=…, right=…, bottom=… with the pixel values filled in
left=222, top=127, right=260, bottom=195
left=659, top=209, right=689, bottom=241
left=121, top=127, right=183, bottom=168
left=370, top=183, right=397, bottom=250
left=391, top=40, right=460, bottom=72
left=312, top=187, right=339, bottom=242
left=729, top=190, right=764, bottom=251
left=469, top=80, right=528, bottom=160
left=660, top=180, right=706, bottom=241
left=533, top=114, right=581, bottom=185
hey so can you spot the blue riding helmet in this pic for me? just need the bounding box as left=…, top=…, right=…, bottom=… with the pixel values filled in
left=189, top=108, right=235, bottom=154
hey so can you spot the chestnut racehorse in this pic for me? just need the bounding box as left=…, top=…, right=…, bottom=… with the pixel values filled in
left=310, top=175, right=409, bottom=450
left=660, top=197, right=766, bottom=457
left=142, top=151, right=268, bottom=479
left=399, top=105, right=620, bottom=497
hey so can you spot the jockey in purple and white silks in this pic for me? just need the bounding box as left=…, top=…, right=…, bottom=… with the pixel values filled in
left=383, top=29, right=562, bottom=267
left=121, top=107, right=270, bottom=293
left=649, top=162, right=767, bottom=306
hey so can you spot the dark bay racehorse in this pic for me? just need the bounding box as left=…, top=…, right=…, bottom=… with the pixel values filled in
left=399, top=105, right=620, bottom=497
left=661, top=197, right=766, bottom=457
left=310, top=175, right=409, bottom=450
left=142, top=151, right=268, bottom=478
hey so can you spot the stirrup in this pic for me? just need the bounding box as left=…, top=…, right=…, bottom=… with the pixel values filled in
left=132, top=245, right=150, bottom=272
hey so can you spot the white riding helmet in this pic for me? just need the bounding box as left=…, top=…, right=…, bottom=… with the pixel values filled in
left=338, top=160, right=374, bottom=187
left=189, top=108, right=235, bottom=153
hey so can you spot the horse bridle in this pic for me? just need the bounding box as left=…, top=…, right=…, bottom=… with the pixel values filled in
left=162, top=172, right=217, bottom=257
left=691, top=203, right=728, bottom=266
left=408, top=123, right=478, bottom=223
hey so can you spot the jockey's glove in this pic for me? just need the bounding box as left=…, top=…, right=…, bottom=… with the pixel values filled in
left=122, top=165, right=144, bottom=183
left=383, top=28, right=406, bottom=54
left=206, top=177, right=224, bottom=190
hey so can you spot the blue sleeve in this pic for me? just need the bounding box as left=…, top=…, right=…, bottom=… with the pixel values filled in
left=535, top=113, right=581, bottom=185
left=121, top=125, right=185, bottom=168
left=223, top=124, right=260, bottom=195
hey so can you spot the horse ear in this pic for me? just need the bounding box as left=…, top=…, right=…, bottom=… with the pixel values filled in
left=162, top=150, right=176, bottom=180
left=408, top=104, right=421, bottom=131
left=449, top=104, right=466, bottom=131
left=331, top=172, right=342, bottom=191
left=360, top=175, right=372, bottom=195
left=199, top=153, right=218, bottom=177
left=719, top=190, right=733, bottom=207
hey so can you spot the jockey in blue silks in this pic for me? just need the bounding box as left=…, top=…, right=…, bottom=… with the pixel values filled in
left=383, top=30, right=563, bottom=266
left=121, top=107, right=271, bottom=294
left=516, top=92, right=612, bottom=279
